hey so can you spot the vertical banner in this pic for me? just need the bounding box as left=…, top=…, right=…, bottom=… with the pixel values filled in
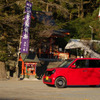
left=20, top=1, right=32, bottom=53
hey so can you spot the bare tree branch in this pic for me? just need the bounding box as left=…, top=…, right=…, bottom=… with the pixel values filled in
left=36, top=0, right=69, bottom=15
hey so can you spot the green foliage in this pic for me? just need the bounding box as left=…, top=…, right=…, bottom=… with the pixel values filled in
left=97, top=45, right=100, bottom=54
left=48, top=0, right=54, bottom=2
left=92, top=42, right=100, bottom=54
left=0, top=0, right=23, bottom=62
left=96, top=0, right=100, bottom=3
left=0, top=0, right=100, bottom=62
left=32, top=5, right=42, bottom=11
left=64, top=6, right=100, bottom=40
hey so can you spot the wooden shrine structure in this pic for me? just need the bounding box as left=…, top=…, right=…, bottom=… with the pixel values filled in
left=38, top=29, right=70, bottom=60
left=18, top=52, right=39, bottom=78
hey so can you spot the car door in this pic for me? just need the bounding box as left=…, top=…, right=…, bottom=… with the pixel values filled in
left=67, top=59, right=89, bottom=85
left=88, top=59, right=100, bottom=85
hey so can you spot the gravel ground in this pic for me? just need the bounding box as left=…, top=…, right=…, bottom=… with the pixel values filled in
left=0, top=79, right=100, bottom=100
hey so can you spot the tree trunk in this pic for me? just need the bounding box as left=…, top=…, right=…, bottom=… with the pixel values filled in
left=69, top=12, right=72, bottom=20
left=46, top=4, right=49, bottom=12
left=77, top=4, right=80, bottom=18
left=0, top=62, right=7, bottom=80
left=80, top=0, right=84, bottom=18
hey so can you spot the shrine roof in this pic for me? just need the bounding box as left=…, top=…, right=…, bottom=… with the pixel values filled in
left=52, top=29, right=70, bottom=37
left=21, top=52, right=39, bottom=63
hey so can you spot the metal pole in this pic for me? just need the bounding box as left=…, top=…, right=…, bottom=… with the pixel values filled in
left=89, top=25, right=93, bottom=50
left=89, top=25, right=93, bottom=41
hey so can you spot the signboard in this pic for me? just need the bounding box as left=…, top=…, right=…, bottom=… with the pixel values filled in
left=20, top=1, right=32, bottom=53
left=59, top=53, right=69, bottom=60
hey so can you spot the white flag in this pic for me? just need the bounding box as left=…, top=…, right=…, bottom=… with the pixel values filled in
left=98, top=8, right=100, bottom=21
left=99, top=9, right=100, bottom=17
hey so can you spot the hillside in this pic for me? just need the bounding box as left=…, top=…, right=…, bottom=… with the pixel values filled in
left=0, top=0, right=100, bottom=79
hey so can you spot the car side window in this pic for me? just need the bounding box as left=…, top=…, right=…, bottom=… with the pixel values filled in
left=88, top=60, right=100, bottom=68
left=74, top=60, right=87, bottom=68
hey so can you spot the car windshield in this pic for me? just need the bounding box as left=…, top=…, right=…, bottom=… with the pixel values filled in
left=58, top=59, right=74, bottom=68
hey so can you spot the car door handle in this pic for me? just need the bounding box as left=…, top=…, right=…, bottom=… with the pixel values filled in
left=83, top=70, right=87, bottom=72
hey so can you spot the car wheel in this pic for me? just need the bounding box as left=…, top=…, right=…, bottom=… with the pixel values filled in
left=55, top=77, right=66, bottom=88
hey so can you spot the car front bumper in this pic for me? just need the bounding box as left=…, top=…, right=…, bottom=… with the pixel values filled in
left=43, top=75, right=55, bottom=85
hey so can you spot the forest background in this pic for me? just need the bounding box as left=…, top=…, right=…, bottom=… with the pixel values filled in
left=0, top=0, right=100, bottom=66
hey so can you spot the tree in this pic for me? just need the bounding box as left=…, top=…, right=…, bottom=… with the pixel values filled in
left=0, top=0, right=23, bottom=61
left=29, top=11, right=58, bottom=49
left=0, top=0, right=24, bottom=79
left=0, top=0, right=100, bottom=79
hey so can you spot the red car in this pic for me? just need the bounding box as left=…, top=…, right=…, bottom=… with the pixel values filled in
left=43, top=58, right=100, bottom=88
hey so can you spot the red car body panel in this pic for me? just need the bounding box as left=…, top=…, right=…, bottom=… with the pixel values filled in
left=43, top=58, right=100, bottom=86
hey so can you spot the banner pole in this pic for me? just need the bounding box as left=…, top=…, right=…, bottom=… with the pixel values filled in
left=15, top=3, right=26, bottom=79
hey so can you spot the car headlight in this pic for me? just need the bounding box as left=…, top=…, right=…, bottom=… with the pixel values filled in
left=52, top=69, right=56, bottom=74
left=45, top=69, right=56, bottom=76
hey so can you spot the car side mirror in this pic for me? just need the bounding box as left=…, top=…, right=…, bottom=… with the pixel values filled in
left=71, top=65, right=76, bottom=69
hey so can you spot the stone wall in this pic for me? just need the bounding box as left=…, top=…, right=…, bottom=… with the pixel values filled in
left=0, top=62, right=7, bottom=80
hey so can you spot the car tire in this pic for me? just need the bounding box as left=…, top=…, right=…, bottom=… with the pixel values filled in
left=55, top=77, right=66, bottom=88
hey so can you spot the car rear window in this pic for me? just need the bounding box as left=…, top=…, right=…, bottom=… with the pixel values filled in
left=73, top=59, right=100, bottom=68
left=88, top=60, right=100, bottom=68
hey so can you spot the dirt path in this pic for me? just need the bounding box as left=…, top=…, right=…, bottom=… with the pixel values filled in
left=0, top=79, right=100, bottom=100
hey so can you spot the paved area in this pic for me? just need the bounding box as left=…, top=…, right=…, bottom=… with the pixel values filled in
left=0, top=79, right=100, bottom=100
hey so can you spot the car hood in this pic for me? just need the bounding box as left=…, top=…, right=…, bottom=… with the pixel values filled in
left=46, top=68, right=56, bottom=71
left=46, top=67, right=65, bottom=71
